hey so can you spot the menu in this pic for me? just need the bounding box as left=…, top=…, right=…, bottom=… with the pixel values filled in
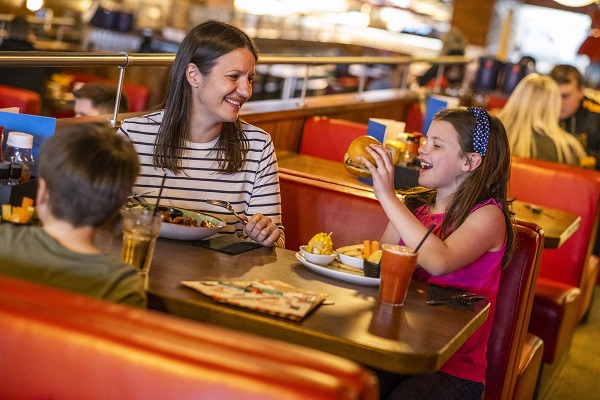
left=181, top=280, right=327, bottom=321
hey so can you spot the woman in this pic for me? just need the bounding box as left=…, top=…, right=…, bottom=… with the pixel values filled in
left=495, top=73, right=590, bottom=166
left=119, top=20, right=284, bottom=247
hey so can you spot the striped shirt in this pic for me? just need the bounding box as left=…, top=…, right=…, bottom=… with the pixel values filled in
left=118, top=110, right=283, bottom=240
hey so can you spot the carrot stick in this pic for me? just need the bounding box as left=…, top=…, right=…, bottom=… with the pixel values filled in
left=372, top=241, right=380, bottom=254
left=363, top=240, right=371, bottom=259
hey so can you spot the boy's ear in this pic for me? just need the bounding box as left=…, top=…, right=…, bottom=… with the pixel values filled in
left=462, top=152, right=483, bottom=172
left=35, top=178, right=49, bottom=206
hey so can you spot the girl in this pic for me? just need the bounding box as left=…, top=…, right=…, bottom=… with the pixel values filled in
left=364, top=107, right=515, bottom=400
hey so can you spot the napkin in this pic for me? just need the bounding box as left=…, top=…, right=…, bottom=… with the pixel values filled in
left=426, top=284, right=480, bottom=311
left=194, top=234, right=262, bottom=255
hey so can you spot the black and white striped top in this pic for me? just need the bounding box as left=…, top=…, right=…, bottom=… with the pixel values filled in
left=118, top=110, right=283, bottom=239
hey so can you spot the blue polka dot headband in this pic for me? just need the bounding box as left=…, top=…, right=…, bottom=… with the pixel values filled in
left=468, top=107, right=491, bottom=157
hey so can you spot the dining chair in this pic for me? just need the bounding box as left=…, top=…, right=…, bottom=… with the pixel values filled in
left=485, top=219, right=544, bottom=400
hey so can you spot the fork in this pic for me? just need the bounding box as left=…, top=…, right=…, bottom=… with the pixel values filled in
left=203, top=199, right=247, bottom=224
left=426, top=293, right=478, bottom=305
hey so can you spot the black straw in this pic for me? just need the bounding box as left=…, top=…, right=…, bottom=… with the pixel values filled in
left=413, top=224, right=436, bottom=254
left=153, top=174, right=167, bottom=216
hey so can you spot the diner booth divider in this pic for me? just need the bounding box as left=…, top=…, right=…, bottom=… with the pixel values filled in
left=278, top=172, right=388, bottom=251
left=0, top=275, right=379, bottom=399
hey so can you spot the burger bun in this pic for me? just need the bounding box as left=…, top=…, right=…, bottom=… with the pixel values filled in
left=343, top=136, right=382, bottom=177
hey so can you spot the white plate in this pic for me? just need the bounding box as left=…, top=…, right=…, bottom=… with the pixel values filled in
left=127, top=205, right=226, bottom=240
left=295, top=252, right=379, bottom=286
left=159, top=208, right=226, bottom=240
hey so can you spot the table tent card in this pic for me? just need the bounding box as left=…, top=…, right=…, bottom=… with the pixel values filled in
left=422, top=94, right=460, bottom=134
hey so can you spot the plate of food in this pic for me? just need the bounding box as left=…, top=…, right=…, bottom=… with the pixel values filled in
left=127, top=204, right=226, bottom=240
left=295, top=252, right=380, bottom=286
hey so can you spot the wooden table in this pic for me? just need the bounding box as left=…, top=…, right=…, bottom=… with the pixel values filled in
left=96, top=230, right=488, bottom=375
left=276, top=151, right=580, bottom=249
left=512, top=201, right=580, bottom=249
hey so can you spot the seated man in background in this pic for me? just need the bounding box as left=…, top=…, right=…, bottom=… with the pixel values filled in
left=0, top=122, right=146, bottom=308
left=0, top=15, right=52, bottom=98
left=73, top=82, right=129, bottom=117
left=549, top=64, right=600, bottom=170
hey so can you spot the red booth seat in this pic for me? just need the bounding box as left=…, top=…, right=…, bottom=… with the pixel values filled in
left=510, top=156, right=600, bottom=364
left=0, top=84, right=41, bottom=115
left=485, top=220, right=544, bottom=400
left=279, top=172, right=388, bottom=251
left=299, top=116, right=368, bottom=163
left=0, top=275, right=378, bottom=399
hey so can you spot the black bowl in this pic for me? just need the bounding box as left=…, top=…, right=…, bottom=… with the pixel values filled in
left=363, top=260, right=381, bottom=278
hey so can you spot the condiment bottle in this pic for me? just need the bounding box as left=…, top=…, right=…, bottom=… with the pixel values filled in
left=0, top=126, right=4, bottom=163
left=3, top=132, right=34, bottom=183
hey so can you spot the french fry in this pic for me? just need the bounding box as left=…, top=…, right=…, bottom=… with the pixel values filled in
left=363, top=240, right=372, bottom=259
left=21, top=196, right=34, bottom=209
left=2, top=204, right=12, bottom=221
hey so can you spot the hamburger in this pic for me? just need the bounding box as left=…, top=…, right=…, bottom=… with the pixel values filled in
left=343, top=136, right=382, bottom=177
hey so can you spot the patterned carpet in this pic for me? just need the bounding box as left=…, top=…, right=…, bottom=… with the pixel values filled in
left=543, top=288, right=600, bottom=400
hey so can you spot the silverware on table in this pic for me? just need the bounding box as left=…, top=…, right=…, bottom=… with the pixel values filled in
left=203, top=199, right=247, bottom=224
left=426, top=293, right=485, bottom=306
left=524, top=204, right=555, bottom=219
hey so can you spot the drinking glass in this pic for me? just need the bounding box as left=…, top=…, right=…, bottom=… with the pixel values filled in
left=121, top=208, right=162, bottom=275
left=379, top=244, right=417, bottom=306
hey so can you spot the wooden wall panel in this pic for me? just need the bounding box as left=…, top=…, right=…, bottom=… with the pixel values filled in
left=451, top=0, right=495, bottom=47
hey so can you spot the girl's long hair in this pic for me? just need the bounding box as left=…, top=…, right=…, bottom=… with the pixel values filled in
left=497, top=73, right=587, bottom=165
left=154, top=20, right=259, bottom=174
left=401, top=107, right=515, bottom=266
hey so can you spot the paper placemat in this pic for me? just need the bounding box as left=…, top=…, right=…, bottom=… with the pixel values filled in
left=182, top=279, right=327, bottom=321
left=194, top=234, right=262, bottom=255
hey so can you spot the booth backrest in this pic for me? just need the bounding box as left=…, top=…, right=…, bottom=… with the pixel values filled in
left=509, top=156, right=600, bottom=292
left=0, top=275, right=378, bottom=400
left=299, top=116, right=368, bottom=162
left=0, top=84, right=41, bottom=115
left=279, top=172, right=388, bottom=250
left=485, top=220, right=544, bottom=400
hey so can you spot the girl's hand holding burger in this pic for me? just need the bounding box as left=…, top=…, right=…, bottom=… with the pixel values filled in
left=362, top=144, right=396, bottom=201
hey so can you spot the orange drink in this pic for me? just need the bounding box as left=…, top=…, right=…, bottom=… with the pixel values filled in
left=379, top=244, right=417, bottom=305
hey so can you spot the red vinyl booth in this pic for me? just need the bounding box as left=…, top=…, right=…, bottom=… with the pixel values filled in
left=0, top=275, right=378, bottom=399
left=510, top=156, right=600, bottom=365
left=485, top=220, right=544, bottom=400
left=0, top=84, right=41, bottom=115
left=299, top=116, right=368, bottom=162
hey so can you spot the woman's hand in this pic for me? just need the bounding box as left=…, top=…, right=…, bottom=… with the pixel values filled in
left=363, top=144, right=396, bottom=201
left=244, top=213, right=282, bottom=247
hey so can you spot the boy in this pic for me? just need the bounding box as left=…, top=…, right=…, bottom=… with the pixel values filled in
left=73, top=82, right=129, bottom=117
left=0, top=122, right=146, bottom=308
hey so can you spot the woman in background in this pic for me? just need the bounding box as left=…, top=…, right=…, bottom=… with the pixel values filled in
left=495, top=73, right=592, bottom=167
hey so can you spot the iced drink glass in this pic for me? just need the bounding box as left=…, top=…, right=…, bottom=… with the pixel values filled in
left=379, top=244, right=417, bottom=305
left=121, top=208, right=162, bottom=275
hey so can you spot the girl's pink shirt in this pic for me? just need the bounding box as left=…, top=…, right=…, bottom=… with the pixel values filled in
left=402, top=199, right=505, bottom=384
